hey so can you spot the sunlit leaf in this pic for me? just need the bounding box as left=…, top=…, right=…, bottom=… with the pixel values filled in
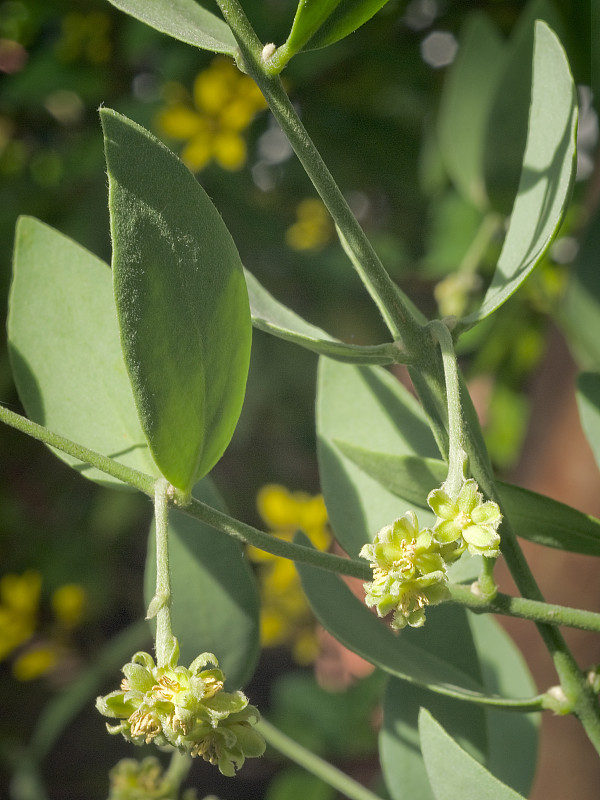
left=271, top=0, right=390, bottom=69
left=459, top=21, right=577, bottom=330
left=419, top=709, right=527, bottom=800
left=8, top=217, right=158, bottom=488
left=102, top=108, right=252, bottom=492
left=145, top=479, right=260, bottom=689
left=483, top=0, right=563, bottom=214
left=437, top=13, right=504, bottom=210
left=107, top=0, right=237, bottom=56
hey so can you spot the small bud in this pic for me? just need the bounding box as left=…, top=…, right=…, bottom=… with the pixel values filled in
left=261, top=43, right=276, bottom=61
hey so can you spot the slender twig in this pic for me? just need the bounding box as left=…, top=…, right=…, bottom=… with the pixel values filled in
left=257, top=717, right=385, bottom=800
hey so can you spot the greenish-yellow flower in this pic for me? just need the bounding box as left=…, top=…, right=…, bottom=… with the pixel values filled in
left=428, top=479, right=502, bottom=558
left=359, top=511, right=450, bottom=630
left=96, top=647, right=265, bottom=776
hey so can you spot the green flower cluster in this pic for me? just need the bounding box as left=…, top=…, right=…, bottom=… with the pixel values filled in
left=108, top=756, right=192, bottom=800
left=96, top=647, right=265, bottom=777
left=359, top=511, right=456, bottom=630
left=360, top=481, right=502, bottom=629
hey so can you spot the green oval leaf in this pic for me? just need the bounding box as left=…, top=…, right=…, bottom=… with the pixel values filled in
left=107, top=0, right=237, bottom=56
left=380, top=606, right=487, bottom=800
left=419, top=709, right=527, bottom=800
left=304, top=0, right=391, bottom=51
left=437, top=13, right=505, bottom=210
left=270, top=0, right=390, bottom=70
left=145, top=479, right=260, bottom=690
left=101, top=108, right=252, bottom=493
left=334, top=443, right=600, bottom=557
left=8, top=217, right=158, bottom=488
left=483, top=0, right=563, bottom=214
left=316, top=358, right=439, bottom=558
left=459, top=21, right=577, bottom=331
left=381, top=614, right=538, bottom=800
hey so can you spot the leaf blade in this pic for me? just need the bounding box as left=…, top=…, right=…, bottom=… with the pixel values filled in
left=419, top=709, right=527, bottom=800
left=460, top=21, right=577, bottom=330
left=107, top=0, right=237, bottom=56
left=101, top=108, right=252, bottom=492
left=8, top=217, right=158, bottom=488
left=335, top=443, right=600, bottom=557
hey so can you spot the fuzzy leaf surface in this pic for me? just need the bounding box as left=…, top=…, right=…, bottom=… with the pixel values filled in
left=316, top=359, right=439, bottom=558
left=8, top=217, right=158, bottom=488
left=107, top=0, right=237, bottom=56
left=102, top=108, right=251, bottom=492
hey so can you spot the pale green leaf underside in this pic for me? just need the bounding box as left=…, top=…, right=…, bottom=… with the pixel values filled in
left=335, top=443, right=600, bottom=557
left=380, top=605, right=486, bottom=800
left=316, top=359, right=439, bottom=558
left=102, top=108, right=252, bottom=492
left=437, top=12, right=504, bottom=210
left=380, top=612, right=537, bottom=800
left=419, top=709, right=527, bottom=800
left=145, top=479, right=259, bottom=690
left=8, top=216, right=158, bottom=488
left=459, top=21, right=577, bottom=330
left=246, top=268, right=398, bottom=364
left=107, top=0, right=237, bottom=56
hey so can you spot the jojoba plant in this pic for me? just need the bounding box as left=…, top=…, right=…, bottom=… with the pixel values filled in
left=3, top=1, right=600, bottom=799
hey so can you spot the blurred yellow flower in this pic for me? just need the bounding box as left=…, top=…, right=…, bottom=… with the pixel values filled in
left=0, top=570, right=86, bottom=680
left=156, top=57, right=267, bottom=173
left=285, top=198, right=333, bottom=252
left=13, top=645, right=59, bottom=682
left=249, top=485, right=330, bottom=664
left=0, top=570, right=41, bottom=660
left=55, top=11, right=112, bottom=64
left=52, top=583, right=86, bottom=628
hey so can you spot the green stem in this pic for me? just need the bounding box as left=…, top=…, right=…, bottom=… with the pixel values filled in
left=0, top=404, right=155, bottom=493
left=152, top=478, right=175, bottom=667
left=215, top=0, right=424, bottom=351
left=428, top=320, right=467, bottom=497
left=449, top=583, right=600, bottom=633
left=164, top=751, right=192, bottom=793
left=257, top=717, right=384, bottom=800
left=178, top=492, right=371, bottom=580
left=0, top=406, right=371, bottom=580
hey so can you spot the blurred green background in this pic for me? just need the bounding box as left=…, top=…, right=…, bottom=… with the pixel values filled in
left=0, top=0, right=596, bottom=797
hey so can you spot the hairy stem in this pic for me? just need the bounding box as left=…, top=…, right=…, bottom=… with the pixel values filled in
left=215, top=0, right=425, bottom=351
